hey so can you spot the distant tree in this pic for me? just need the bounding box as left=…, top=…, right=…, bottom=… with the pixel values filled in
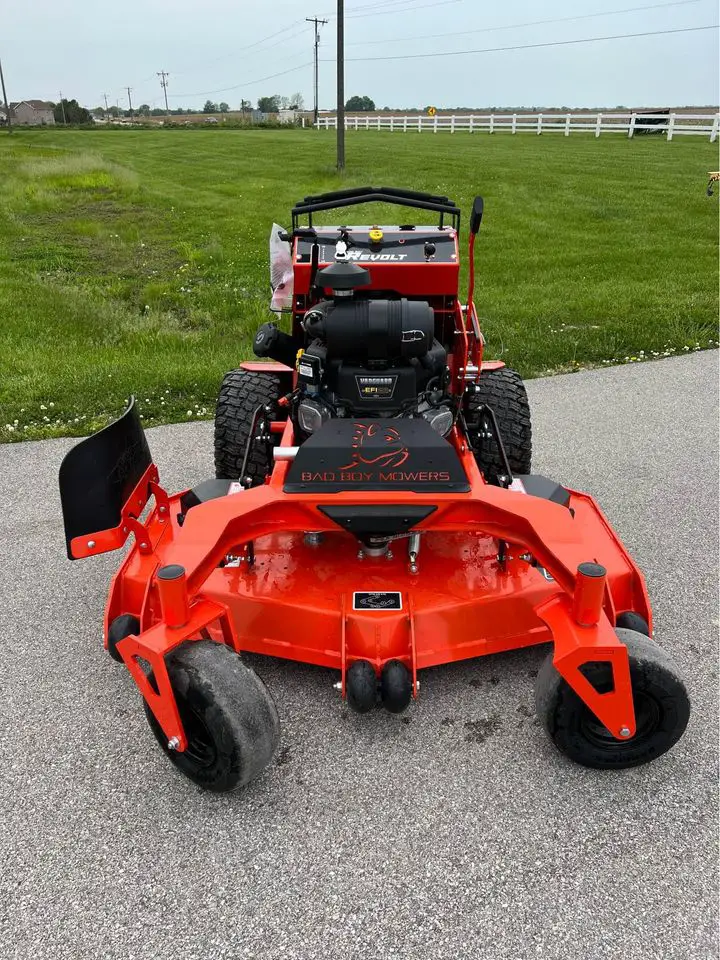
left=137, top=104, right=151, bottom=116
left=53, top=98, right=91, bottom=124
left=278, top=95, right=290, bottom=110
left=345, top=95, right=375, bottom=111
left=150, top=108, right=165, bottom=116
left=219, top=102, right=229, bottom=113
left=91, top=106, right=105, bottom=117
left=240, top=99, right=252, bottom=113
left=108, top=105, right=120, bottom=118
left=203, top=100, right=218, bottom=113
left=289, top=92, right=304, bottom=110
left=257, top=95, right=280, bottom=113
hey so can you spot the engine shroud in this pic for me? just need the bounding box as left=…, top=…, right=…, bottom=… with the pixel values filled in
left=283, top=418, right=470, bottom=493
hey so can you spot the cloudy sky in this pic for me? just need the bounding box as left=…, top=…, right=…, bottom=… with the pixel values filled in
left=4, top=0, right=718, bottom=112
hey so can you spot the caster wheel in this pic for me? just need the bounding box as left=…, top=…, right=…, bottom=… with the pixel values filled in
left=107, top=614, right=140, bottom=663
left=346, top=660, right=377, bottom=713
left=616, top=611, right=650, bottom=637
left=380, top=660, right=412, bottom=714
left=535, top=628, right=690, bottom=769
left=143, top=640, right=280, bottom=792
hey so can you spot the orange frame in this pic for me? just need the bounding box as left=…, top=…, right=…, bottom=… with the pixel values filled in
left=103, top=416, right=651, bottom=754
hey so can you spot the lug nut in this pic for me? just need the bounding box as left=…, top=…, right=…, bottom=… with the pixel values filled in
left=619, top=726, right=632, bottom=738
left=167, top=736, right=180, bottom=750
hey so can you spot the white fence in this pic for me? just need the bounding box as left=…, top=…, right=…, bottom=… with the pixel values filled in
left=316, top=112, right=719, bottom=141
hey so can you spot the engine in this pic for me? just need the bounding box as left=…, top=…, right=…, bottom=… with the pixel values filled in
left=253, top=260, right=454, bottom=437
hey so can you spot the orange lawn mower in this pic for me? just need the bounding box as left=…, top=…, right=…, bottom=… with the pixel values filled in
left=59, top=187, right=690, bottom=792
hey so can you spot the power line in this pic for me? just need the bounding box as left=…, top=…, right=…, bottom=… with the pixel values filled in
left=170, top=21, right=310, bottom=78
left=157, top=71, right=169, bottom=116
left=169, top=61, right=313, bottom=99
left=324, top=23, right=718, bottom=63
left=345, top=0, right=462, bottom=18
left=345, top=0, right=709, bottom=45
left=306, top=16, right=328, bottom=124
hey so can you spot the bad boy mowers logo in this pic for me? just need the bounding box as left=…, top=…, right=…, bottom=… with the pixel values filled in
left=341, top=423, right=410, bottom=471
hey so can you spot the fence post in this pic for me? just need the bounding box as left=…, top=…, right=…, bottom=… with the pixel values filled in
left=711, top=114, right=719, bottom=142
left=469, top=115, right=474, bottom=134
left=390, top=115, right=394, bottom=132
left=511, top=113, right=517, bottom=134
left=376, top=115, right=380, bottom=130
left=355, top=116, right=358, bottom=130
left=417, top=115, right=422, bottom=131
left=667, top=112, right=675, bottom=141
left=564, top=113, right=571, bottom=136
left=595, top=112, right=602, bottom=138
left=450, top=115, right=456, bottom=133
left=489, top=114, right=494, bottom=135
left=537, top=113, right=543, bottom=135
left=403, top=115, right=408, bottom=132
left=628, top=113, right=636, bottom=138
left=434, top=114, right=438, bottom=133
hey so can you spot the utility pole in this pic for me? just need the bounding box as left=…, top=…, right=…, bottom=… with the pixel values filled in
left=59, top=90, right=67, bottom=125
left=103, top=92, right=109, bottom=121
left=0, top=57, right=11, bottom=133
left=157, top=71, right=169, bottom=117
left=336, top=0, right=345, bottom=171
left=126, top=86, right=133, bottom=120
left=305, top=16, right=327, bottom=126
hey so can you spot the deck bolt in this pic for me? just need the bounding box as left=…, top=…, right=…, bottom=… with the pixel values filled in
left=357, top=549, right=364, bottom=560
left=333, top=681, right=342, bottom=691
left=87, top=540, right=96, bottom=549
left=619, top=726, right=632, bottom=738
left=386, top=550, right=394, bottom=561
left=409, top=562, right=418, bottom=575
left=140, top=543, right=148, bottom=550
left=159, top=505, right=167, bottom=514
left=167, top=736, right=180, bottom=750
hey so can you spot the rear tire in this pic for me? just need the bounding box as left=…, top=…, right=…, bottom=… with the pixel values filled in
left=466, top=368, right=532, bottom=482
left=143, top=641, right=280, bottom=792
left=534, top=628, right=690, bottom=769
left=214, top=369, right=283, bottom=483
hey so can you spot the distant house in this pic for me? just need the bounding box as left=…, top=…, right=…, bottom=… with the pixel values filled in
left=278, top=108, right=298, bottom=124
left=7, top=100, right=56, bottom=125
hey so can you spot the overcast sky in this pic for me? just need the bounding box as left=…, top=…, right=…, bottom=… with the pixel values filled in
left=4, top=0, right=718, bottom=111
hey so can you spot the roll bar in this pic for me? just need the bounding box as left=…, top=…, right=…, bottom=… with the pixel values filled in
left=291, top=185, right=461, bottom=231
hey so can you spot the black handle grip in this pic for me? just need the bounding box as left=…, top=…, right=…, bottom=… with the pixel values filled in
left=469, top=196, right=484, bottom=235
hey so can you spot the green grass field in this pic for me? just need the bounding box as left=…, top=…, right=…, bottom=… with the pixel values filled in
left=0, top=128, right=717, bottom=441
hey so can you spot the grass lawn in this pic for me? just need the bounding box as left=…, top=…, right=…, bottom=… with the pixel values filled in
left=0, top=127, right=717, bottom=441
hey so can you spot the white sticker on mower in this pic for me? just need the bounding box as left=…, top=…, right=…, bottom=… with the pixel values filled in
left=228, top=482, right=245, bottom=495
left=509, top=478, right=527, bottom=494
left=353, top=591, right=403, bottom=611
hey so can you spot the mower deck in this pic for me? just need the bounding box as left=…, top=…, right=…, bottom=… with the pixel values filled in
left=98, top=430, right=650, bottom=753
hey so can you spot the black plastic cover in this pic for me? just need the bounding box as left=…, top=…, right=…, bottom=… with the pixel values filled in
left=284, top=418, right=469, bottom=493
left=58, top=398, right=151, bottom=559
left=517, top=474, right=571, bottom=508
left=180, top=479, right=234, bottom=515
left=318, top=504, right=437, bottom=535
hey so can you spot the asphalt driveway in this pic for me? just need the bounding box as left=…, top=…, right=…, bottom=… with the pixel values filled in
left=1, top=351, right=717, bottom=960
